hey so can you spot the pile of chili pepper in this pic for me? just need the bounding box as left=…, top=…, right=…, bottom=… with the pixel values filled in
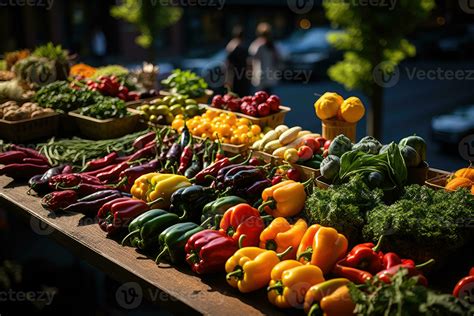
left=332, top=236, right=434, bottom=286
left=0, top=146, right=52, bottom=180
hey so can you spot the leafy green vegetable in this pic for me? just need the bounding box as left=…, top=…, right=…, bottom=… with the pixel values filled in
left=91, top=65, right=129, bottom=79
left=161, top=69, right=208, bottom=98
left=33, top=81, right=123, bottom=116
left=349, top=269, right=474, bottom=316
left=363, top=185, right=474, bottom=264
left=305, top=176, right=383, bottom=243
left=79, top=98, right=128, bottom=119
left=337, top=142, right=407, bottom=189
left=32, top=42, right=68, bottom=63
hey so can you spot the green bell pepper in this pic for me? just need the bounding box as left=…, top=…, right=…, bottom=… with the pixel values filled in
left=201, top=195, right=246, bottom=228
left=121, top=209, right=181, bottom=251
left=155, top=222, right=204, bottom=264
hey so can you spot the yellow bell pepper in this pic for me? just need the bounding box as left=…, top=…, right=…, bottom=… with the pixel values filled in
left=304, top=278, right=350, bottom=315
left=258, top=180, right=306, bottom=217
left=131, top=173, right=191, bottom=209
left=296, top=224, right=348, bottom=274
left=267, top=260, right=324, bottom=309
left=320, top=285, right=355, bottom=316
left=259, top=217, right=307, bottom=260
left=225, top=246, right=293, bottom=293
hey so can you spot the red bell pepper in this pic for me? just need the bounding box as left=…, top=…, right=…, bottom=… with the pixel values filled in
left=453, top=267, right=474, bottom=302
left=382, top=252, right=402, bottom=269
left=97, top=197, right=160, bottom=234
left=341, top=236, right=384, bottom=274
left=219, top=203, right=264, bottom=247
left=376, top=259, right=435, bottom=287
left=185, top=229, right=238, bottom=274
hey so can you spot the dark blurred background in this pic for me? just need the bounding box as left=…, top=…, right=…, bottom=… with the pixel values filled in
left=1, top=0, right=474, bottom=314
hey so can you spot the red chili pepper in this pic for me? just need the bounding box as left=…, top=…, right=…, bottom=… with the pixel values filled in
left=0, top=151, right=27, bottom=165
left=178, top=138, right=193, bottom=174
left=81, top=152, right=118, bottom=172
left=96, top=162, right=130, bottom=183
left=215, top=140, right=225, bottom=161
left=41, top=190, right=77, bottom=211
left=376, top=259, right=434, bottom=286
left=10, top=145, right=49, bottom=164
left=22, top=157, right=50, bottom=165
left=271, top=175, right=283, bottom=185
left=81, top=164, right=117, bottom=177
left=62, top=165, right=73, bottom=174
left=0, top=163, right=50, bottom=180
left=219, top=203, right=264, bottom=247
left=383, top=252, right=402, bottom=269
left=193, top=155, right=241, bottom=185
left=49, top=173, right=103, bottom=189
left=72, top=183, right=112, bottom=197
left=128, top=143, right=156, bottom=162
left=342, top=235, right=384, bottom=274
left=185, top=229, right=238, bottom=274
left=133, top=131, right=156, bottom=150
left=332, top=263, right=373, bottom=284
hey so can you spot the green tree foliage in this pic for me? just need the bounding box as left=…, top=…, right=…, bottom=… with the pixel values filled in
left=111, top=0, right=182, bottom=48
left=323, top=0, right=434, bottom=137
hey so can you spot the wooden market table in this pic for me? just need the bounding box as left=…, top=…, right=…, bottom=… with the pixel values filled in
left=0, top=176, right=282, bottom=315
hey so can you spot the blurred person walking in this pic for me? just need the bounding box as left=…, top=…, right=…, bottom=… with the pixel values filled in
left=248, top=22, right=280, bottom=94
left=226, top=26, right=250, bottom=96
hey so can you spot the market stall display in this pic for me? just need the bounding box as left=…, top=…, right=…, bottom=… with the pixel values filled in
left=0, top=44, right=473, bottom=315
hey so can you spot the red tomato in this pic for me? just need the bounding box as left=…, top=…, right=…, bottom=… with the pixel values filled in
left=324, top=140, right=332, bottom=150
left=297, top=145, right=313, bottom=161
left=303, top=138, right=320, bottom=152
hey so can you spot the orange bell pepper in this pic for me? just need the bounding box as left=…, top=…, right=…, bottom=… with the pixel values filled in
left=267, top=260, right=325, bottom=309
left=320, top=285, right=355, bottom=316
left=296, top=224, right=348, bottom=274
left=258, top=180, right=306, bottom=217
left=259, top=217, right=307, bottom=260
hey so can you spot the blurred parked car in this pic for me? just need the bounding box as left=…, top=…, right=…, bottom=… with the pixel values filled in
left=431, top=104, right=474, bottom=145
left=276, top=27, right=343, bottom=81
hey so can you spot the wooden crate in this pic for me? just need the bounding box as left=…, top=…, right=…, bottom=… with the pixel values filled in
left=69, top=109, right=139, bottom=140
left=252, top=150, right=320, bottom=181
left=0, top=112, right=59, bottom=143
left=201, top=104, right=291, bottom=128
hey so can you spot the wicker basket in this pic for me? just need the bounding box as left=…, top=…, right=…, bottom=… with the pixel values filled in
left=322, top=119, right=356, bottom=142
left=201, top=105, right=291, bottom=128
left=69, top=110, right=139, bottom=140
left=0, top=112, right=59, bottom=143
left=252, top=150, right=320, bottom=181
left=425, top=174, right=450, bottom=190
